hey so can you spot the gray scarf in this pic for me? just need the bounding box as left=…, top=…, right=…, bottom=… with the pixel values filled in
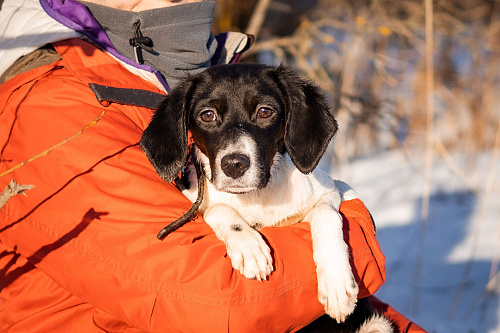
left=81, top=1, right=217, bottom=88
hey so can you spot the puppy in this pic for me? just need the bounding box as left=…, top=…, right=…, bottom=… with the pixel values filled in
left=141, top=63, right=392, bottom=332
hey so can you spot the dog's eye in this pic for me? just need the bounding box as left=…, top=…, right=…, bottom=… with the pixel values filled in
left=200, top=110, right=217, bottom=122
left=257, top=107, right=274, bottom=119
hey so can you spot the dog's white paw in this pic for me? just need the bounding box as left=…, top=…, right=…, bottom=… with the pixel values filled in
left=317, top=267, right=359, bottom=322
left=225, top=229, right=273, bottom=281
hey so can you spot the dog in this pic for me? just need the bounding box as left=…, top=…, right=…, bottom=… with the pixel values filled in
left=140, top=63, right=393, bottom=332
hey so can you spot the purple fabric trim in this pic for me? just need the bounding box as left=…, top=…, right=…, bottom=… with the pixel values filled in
left=212, top=33, right=228, bottom=66
left=231, top=34, right=254, bottom=64
left=39, top=0, right=170, bottom=91
left=212, top=33, right=253, bottom=65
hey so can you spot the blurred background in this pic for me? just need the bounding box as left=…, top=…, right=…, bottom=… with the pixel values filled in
left=212, top=0, right=500, bottom=332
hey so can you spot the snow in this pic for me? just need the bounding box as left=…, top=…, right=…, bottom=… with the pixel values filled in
left=327, top=149, right=500, bottom=333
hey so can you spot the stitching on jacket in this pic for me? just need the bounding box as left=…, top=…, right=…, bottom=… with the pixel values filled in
left=351, top=246, right=371, bottom=257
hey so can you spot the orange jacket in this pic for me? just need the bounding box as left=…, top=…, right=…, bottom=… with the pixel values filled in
left=0, top=38, right=420, bottom=332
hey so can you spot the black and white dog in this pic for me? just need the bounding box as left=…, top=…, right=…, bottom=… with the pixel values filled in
left=141, top=63, right=392, bottom=332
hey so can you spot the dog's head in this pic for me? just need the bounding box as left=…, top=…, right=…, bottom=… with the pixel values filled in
left=140, top=63, right=338, bottom=193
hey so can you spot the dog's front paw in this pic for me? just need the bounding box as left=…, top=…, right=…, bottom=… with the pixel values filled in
left=317, top=267, right=359, bottom=322
left=225, top=229, right=273, bottom=281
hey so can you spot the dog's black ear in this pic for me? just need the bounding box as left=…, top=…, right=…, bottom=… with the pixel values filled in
left=140, top=82, right=193, bottom=182
left=273, top=65, right=338, bottom=174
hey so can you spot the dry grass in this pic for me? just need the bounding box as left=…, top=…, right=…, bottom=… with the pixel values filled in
left=241, top=0, right=500, bottom=160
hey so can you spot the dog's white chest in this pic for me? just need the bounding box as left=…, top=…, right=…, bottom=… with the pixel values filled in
left=183, top=157, right=338, bottom=228
left=206, top=182, right=312, bottom=228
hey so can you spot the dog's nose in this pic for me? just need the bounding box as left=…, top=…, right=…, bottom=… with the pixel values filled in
left=221, top=154, right=250, bottom=179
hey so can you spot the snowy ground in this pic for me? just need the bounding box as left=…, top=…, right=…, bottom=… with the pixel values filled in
left=324, top=148, right=499, bottom=333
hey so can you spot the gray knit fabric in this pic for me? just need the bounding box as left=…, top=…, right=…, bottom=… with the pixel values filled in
left=80, top=1, right=217, bottom=88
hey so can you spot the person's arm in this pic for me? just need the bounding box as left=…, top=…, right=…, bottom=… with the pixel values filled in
left=0, top=40, right=385, bottom=332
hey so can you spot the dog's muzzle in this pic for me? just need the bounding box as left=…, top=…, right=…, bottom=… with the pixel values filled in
left=221, top=153, right=250, bottom=179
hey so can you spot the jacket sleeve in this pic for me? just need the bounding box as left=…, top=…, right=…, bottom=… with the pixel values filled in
left=0, top=59, right=385, bottom=332
left=369, top=297, right=427, bottom=333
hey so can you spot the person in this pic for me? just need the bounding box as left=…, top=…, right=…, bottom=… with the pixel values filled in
left=0, top=0, right=424, bottom=331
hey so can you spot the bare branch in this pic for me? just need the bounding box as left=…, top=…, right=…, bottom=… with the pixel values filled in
left=0, top=180, right=34, bottom=210
left=246, top=0, right=272, bottom=38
